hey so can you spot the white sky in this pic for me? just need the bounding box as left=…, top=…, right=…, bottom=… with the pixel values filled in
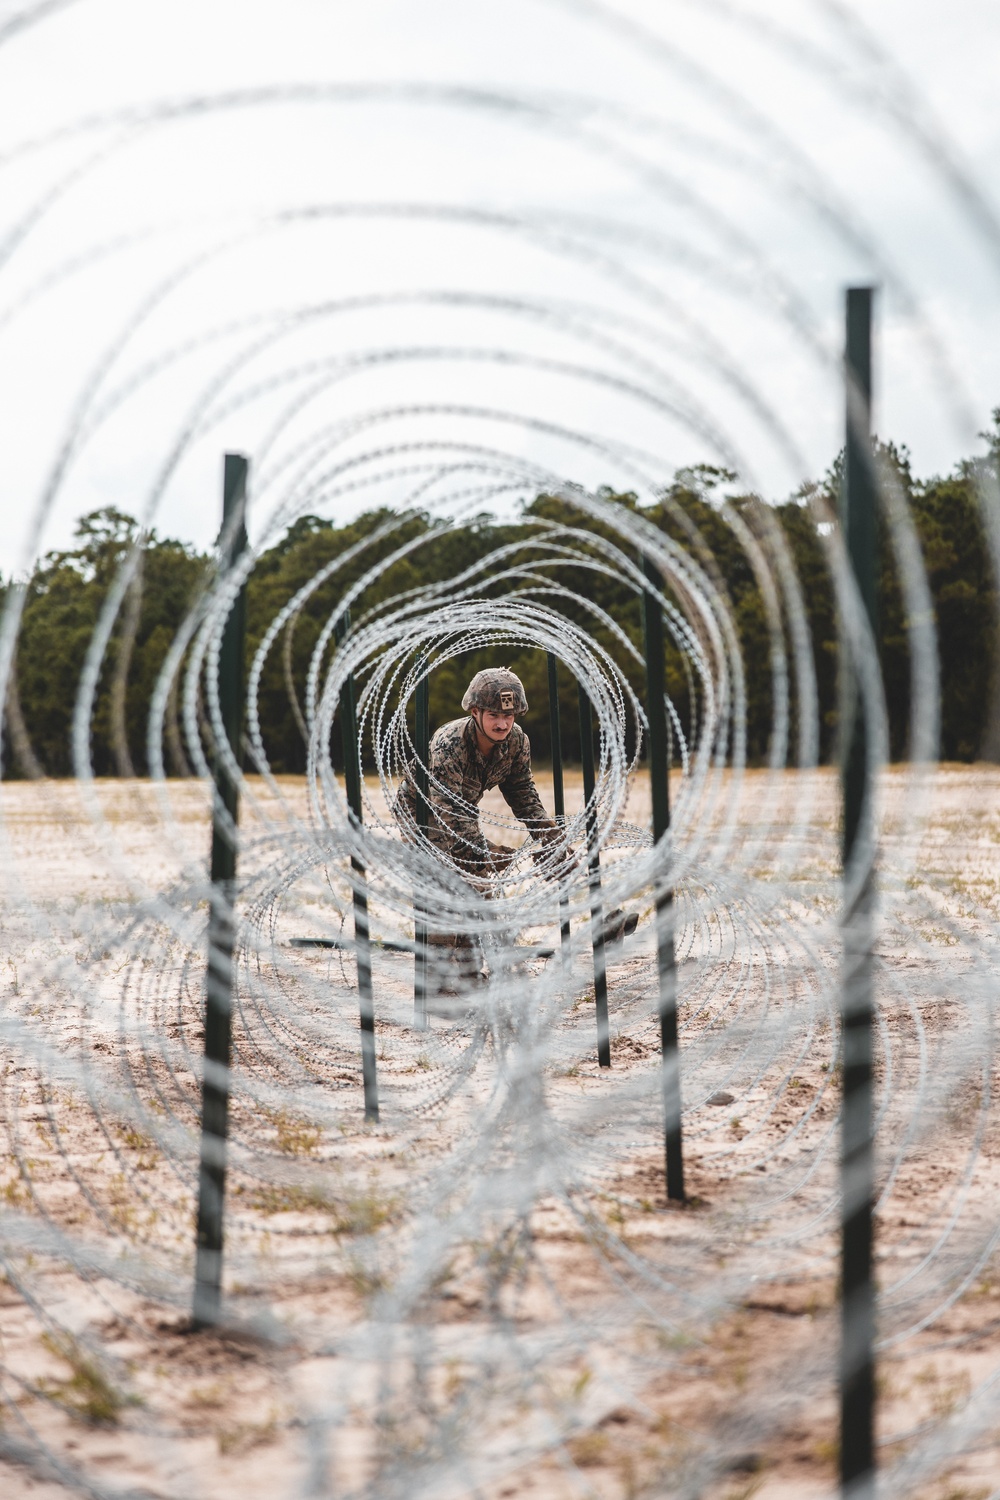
left=0, top=0, right=998, bottom=572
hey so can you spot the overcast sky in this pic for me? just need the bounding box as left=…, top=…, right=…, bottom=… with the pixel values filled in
left=0, top=0, right=998, bottom=573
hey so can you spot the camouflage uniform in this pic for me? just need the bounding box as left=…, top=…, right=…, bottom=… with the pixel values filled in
left=395, top=716, right=558, bottom=877
left=394, top=685, right=561, bottom=983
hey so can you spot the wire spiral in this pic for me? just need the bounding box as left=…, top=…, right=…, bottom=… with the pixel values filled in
left=0, top=3, right=999, bottom=1496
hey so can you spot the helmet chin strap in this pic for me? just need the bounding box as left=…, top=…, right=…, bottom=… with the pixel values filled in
left=470, top=707, right=493, bottom=756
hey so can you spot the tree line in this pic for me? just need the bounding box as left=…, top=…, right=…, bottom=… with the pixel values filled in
left=4, top=421, right=999, bottom=779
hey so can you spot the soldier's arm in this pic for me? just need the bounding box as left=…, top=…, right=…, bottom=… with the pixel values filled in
left=426, top=738, right=491, bottom=875
left=499, top=732, right=559, bottom=841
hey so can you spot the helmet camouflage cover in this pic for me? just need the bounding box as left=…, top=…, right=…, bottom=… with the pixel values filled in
left=461, top=668, right=528, bottom=716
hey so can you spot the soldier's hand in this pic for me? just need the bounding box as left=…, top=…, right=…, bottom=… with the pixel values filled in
left=487, top=841, right=519, bottom=874
left=531, top=839, right=583, bottom=881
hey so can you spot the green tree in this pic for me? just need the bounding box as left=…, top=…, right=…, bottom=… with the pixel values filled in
left=12, top=509, right=207, bottom=777
left=8, top=428, right=1000, bottom=778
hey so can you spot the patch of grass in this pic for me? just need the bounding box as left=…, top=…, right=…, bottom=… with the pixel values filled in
left=567, top=1429, right=608, bottom=1468
left=345, top=1255, right=387, bottom=1299
left=947, top=1084, right=983, bottom=1132
left=605, top=1202, right=627, bottom=1233
left=931, top=1371, right=972, bottom=1418
left=917, top=924, right=959, bottom=947
left=653, top=1328, right=696, bottom=1352
left=244, top=1182, right=333, bottom=1216
left=415, top=1053, right=431, bottom=1072
left=2, top=1176, right=28, bottom=1209
left=186, top=1382, right=226, bottom=1409
left=217, top=1411, right=278, bottom=1456
left=40, top=1332, right=132, bottom=1425
left=118, top=1122, right=159, bottom=1170
left=804, top=1288, right=831, bottom=1318
left=241, top=1179, right=397, bottom=1235
left=267, top=1108, right=322, bottom=1157
left=332, top=1186, right=398, bottom=1237
left=108, top=1174, right=138, bottom=1235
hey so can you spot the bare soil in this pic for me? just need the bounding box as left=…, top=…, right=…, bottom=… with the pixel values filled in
left=1, top=766, right=999, bottom=1498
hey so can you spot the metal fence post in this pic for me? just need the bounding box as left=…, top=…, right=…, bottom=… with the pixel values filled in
left=546, top=652, right=571, bottom=957
left=193, top=453, right=248, bottom=1329
left=641, top=557, right=685, bottom=1202
left=840, top=285, right=877, bottom=1499
left=335, top=611, right=378, bottom=1123
left=413, top=666, right=430, bottom=1028
left=577, top=682, right=610, bottom=1067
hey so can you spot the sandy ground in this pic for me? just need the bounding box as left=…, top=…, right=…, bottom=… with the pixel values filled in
left=0, top=765, right=999, bottom=1498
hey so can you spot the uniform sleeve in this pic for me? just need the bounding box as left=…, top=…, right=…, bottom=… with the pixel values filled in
left=424, top=729, right=490, bottom=875
left=499, top=731, right=558, bottom=839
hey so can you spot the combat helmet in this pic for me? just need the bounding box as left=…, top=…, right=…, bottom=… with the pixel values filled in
left=462, top=668, right=528, bottom=716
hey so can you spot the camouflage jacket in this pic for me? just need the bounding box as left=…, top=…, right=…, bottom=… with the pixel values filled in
left=394, top=716, right=556, bottom=875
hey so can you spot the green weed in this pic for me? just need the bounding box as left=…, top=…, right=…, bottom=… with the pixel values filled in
left=267, top=1108, right=322, bottom=1157
left=40, top=1332, right=132, bottom=1425
left=217, top=1411, right=278, bottom=1455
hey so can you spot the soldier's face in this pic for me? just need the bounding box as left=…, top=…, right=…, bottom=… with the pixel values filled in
left=479, top=709, right=515, bottom=742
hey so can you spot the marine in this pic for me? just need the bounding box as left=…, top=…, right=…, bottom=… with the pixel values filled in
left=394, top=668, right=569, bottom=989
left=395, top=667, right=637, bottom=997
left=395, top=669, right=562, bottom=871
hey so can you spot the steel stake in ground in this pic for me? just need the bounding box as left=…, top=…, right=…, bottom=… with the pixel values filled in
left=547, top=651, right=571, bottom=957
left=641, top=555, right=685, bottom=1202
left=578, top=681, right=610, bottom=1067
left=413, top=665, right=430, bottom=1028
left=335, top=610, right=378, bottom=1122
left=193, top=452, right=248, bottom=1329
left=840, top=285, right=878, bottom=1500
